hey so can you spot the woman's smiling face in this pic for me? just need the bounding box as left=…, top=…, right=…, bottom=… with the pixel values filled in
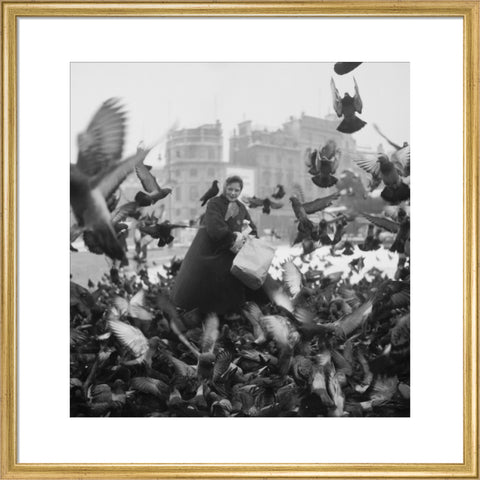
left=225, top=182, right=242, bottom=201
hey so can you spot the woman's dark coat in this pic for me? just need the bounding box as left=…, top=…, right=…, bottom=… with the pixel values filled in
left=171, top=195, right=258, bottom=315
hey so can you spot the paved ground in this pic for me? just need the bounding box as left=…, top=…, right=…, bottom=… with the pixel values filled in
left=70, top=244, right=190, bottom=287
left=71, top=239, right=399, bottom=288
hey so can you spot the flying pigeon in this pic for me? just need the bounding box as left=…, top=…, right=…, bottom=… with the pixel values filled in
left=331, top=77, right=366, bottom=134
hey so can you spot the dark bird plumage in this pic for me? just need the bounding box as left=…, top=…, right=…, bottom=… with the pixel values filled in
left=301, top=192, right=341, bottom=215
left=272, top=184, right=286, bottom=199
left=139, top=220, right=188, bottom=247
left=361, top=212, right=410, bottom=254
left=243, top=196, right=283, bottom=214
left=358, top=224, right=382, bottom=251
left=334, top=62, right=363, bottom=75
left=134, top=160, right=172, bottom=206
left=355, top=154, right=410, bottom=204
left=70, top=98, right=149, bottom=260
left=290, top=196, right=314, bottom=234
left=331, top=77, right=366, bottom=134
left=306, top=141, right=340, bottom=188
left=199, top=180, right=220, bottom=206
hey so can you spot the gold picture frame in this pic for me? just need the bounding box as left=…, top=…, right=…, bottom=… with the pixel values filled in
left=1, top=1, right=478, bottom=478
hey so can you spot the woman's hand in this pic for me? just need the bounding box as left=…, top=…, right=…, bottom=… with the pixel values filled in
left=230, top=232, right=246, bottom=253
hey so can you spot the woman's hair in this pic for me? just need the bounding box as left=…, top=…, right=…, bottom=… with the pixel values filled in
left=224, top=175, right=244, bottom=189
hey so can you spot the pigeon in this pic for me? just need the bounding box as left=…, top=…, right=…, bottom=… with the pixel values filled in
left=358, top=224, right=382, bottom=251
left=373, top=123, right=410, bottom=176
left=290, top=196, right=314, bottom=233
left=199, top=180, right=220, bottom=206
left=113, top=289, right=153, bottom=322
left=107, top=313, right=163, bottom=367
left=87, top=379, right=127, bottom=416
left=258, top=315, right=300, bottom=376
left=134, top=160, right=172, bottom=206
left=334, top=62, right=363, bottom=75
left=362, top=212, right=410, bottom=254
left=370, top=314, right=410, bottom=374
left=82, top=201, right=140, bottom=257
left=70, top=98, right=149, bottom=260
left=301, top=192, right=341, bottom=214
left=355, top=154, right=410, bottom=204
left=331, top=77, right=366, bottom=134
left=242, top=196, right=283, bottom=214
left=197, top=313, right=220, bottom=380
left=261, top=198, right=283, bottom=214
left=139, top=220, right=189, bottom=247
left=306, top=143, right=340, bottom=188
left=241, top=302, right=267, bottom=344
left=272, top=184, right=286, bottom=199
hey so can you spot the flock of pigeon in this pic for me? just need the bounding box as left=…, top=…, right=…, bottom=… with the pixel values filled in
left=70, top=62, right=410, bottom=417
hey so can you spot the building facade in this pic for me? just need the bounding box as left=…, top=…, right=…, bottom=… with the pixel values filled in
left=164, top=121, right=227, bottom=223
left=229, top=113, right=358, bottom=237
left=142, top=114, right=370, bottom=240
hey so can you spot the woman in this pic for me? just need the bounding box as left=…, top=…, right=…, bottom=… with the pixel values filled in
left=172, top=176, right=258, bottom=315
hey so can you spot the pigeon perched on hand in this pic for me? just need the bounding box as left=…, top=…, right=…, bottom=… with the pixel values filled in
left=331, top=77, right=366, bottom=134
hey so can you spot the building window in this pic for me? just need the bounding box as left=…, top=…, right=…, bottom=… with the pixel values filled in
left=208, top=147, right=215, bottom=160
left=176, top=149, right=181, bottom=158
left=175, top=170, right=181, bottom=178
left=189, top=185, right=199, bottom=201
left=207, top=168, right=215, bottom=177
left=190, top=168, right=198, bottom=178
left=175, top=209, right=181, bottom=217
left=175, top=186, right=182, bottom=201
left=190, top=208, right=197, bottom=218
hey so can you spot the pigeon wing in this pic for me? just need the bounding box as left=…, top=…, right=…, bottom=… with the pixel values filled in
left=129, top=289, right=154, bottom=321
left=354, top=157, right=380, bottom=176
left=130, top=377, right=169, bottom=399
left=135, top=161, right=160, bottom=194
left=77, top=98, right=127, bottom=177
left=96, top=148, right=150, bottom=200
left=112, top=297, right=129, bottom=316
left=110, top=201, right=139, bottom=224
left=334, top=299, right=373, bottom=337
left=108, top=318, right=149, bottom=358
left=283, top=261, right=303, bottom=297
left=353, top=77, right=363, bottom=113
left=244, top=196, right=264, bottom=208
left=302, top=192, right=340, bottom=214
left=362, top=213, right=400, bottom=233
left=201, top=313, right=220, bottom=353
left=330, top=78, right=343, bottom=117
left=260, top=315, right=289, bottom=348
left=392, top=145, right=410, bottom=174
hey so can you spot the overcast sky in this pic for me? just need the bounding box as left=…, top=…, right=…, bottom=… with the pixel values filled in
left=71, top=62, right=409, bottom=165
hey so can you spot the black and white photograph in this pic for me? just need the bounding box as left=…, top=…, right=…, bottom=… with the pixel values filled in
left=70, top=62, right=410, bottom=418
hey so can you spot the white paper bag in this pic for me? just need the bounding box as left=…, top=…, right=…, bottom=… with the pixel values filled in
left=231, top=236, right=275, bottom=290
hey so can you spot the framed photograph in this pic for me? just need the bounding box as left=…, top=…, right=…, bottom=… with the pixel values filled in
left=1, top=1, right=478, bottom=479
